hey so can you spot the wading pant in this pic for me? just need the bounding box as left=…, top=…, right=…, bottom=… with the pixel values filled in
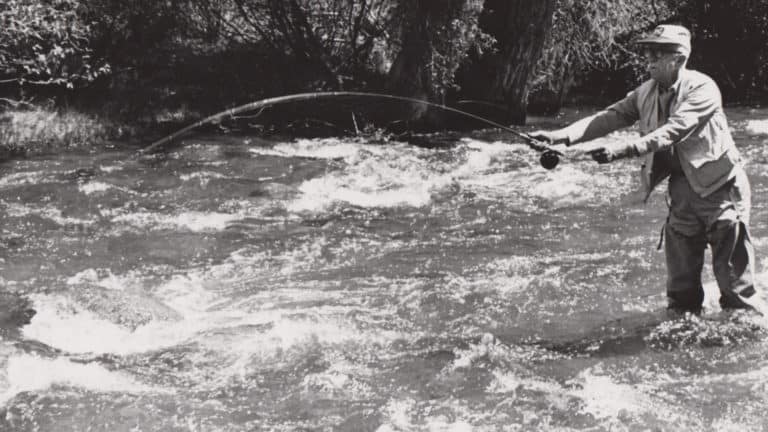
left=665, top=170, right=756, bottom=313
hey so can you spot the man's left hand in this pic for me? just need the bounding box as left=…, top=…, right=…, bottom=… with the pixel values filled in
left=585, top=142, right=637, bottom=164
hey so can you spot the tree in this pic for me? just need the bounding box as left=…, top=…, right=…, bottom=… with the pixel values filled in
left=185, top=0, right=398, bottom=91
left=667, top=0, right=768, bottom=102
left=185, top=0, right=490, bottom=122
left=458, top=0, right=556, bottom=124
left=0, top=0, right=108, bottom=103
left=83, top=0, right=193, bottom=73
left=385, top=0, right=487, bottom=103
left=530, top=0, right=671, bottom=113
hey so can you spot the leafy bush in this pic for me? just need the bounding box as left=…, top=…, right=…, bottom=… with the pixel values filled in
left=0, top=0, right=109, bottom=92
left=668, top=0, right=768, bottom=102
left=531, top=0, right=672, bottom=110
left=389, top=0, right=492, bottom=99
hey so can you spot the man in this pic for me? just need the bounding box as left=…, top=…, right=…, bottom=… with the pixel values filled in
left=530, top=24, right=760, bottom=314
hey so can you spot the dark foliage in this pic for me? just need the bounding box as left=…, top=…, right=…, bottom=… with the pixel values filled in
left=668, top=0, right=768, bottom=103
left=2, top=0, right=767, bottom=130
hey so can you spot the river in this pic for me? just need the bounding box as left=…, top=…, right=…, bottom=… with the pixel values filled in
left=2, top=107, right=768, bottom=431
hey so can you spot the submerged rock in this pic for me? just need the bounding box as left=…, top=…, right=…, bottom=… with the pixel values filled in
left=0, top=291, right=36, bottom=331
left=67, top=284, right=182, bottom=331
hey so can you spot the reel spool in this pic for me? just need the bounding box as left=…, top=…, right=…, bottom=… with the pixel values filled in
left=539, top=150, right=560, bottom=170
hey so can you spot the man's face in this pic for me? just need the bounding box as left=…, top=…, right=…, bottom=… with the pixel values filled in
left=642, top=45, right=684, bottom=85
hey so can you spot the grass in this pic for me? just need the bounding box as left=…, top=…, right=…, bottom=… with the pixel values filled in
left=0, top=106, right=135, bottom=159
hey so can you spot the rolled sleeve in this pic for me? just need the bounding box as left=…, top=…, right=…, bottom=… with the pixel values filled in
left=632, top=80, right=720, bottom=155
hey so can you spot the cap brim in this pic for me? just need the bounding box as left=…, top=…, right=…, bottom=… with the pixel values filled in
left=636, top=36, right=680, bottom=45
left=635, top=38, right=690, bottom=54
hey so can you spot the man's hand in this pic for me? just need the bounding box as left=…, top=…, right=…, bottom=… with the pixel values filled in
left=585, top=141, right=637, bottom=164
left=528, top=130, right=570, bottom=146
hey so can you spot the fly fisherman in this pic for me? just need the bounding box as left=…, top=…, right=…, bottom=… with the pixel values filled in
left=530, top=24, right=761, bottom=315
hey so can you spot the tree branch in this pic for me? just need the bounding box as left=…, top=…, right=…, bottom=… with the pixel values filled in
left=650, top=0, right=660, bottom=22
left=0, top=97, right=35, bottom=108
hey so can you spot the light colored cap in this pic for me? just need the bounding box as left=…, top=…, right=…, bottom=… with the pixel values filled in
left=637, top=25, right=691, bottom=55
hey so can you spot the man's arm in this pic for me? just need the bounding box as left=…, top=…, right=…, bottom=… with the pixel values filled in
left=530, top=90, right=639, bottom=145
left=585, top=79, right=722, bottom=164
left=562, top=91, right=640, bottom=145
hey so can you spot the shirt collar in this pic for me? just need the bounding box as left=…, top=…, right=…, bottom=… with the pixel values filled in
left=657, top=70, right=684, bottom=95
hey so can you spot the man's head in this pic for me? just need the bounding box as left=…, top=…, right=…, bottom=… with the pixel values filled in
left=637, top=25, right=691, bottom=86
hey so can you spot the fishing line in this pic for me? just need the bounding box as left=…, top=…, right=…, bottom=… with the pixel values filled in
left=141, top=91, right=566, bottom=169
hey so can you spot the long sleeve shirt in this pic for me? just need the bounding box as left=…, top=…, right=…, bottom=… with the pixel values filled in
left=558, top=68, right=742, bottom=199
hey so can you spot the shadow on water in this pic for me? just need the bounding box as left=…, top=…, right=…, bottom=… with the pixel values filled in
left=528, top=308, right=767, bottom=358
left=0, top=292, right=36, bottom=338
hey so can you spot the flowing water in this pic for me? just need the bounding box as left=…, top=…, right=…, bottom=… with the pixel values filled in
left=2, top=108, right=768, bottom=431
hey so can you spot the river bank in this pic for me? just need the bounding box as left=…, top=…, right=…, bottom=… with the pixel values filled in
left=2, top=102, right=768, bottom=164
left=0, top=104, right=195, bottom=161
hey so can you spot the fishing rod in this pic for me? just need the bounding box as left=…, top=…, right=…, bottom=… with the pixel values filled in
left=141, top=91, right=564, bottom=169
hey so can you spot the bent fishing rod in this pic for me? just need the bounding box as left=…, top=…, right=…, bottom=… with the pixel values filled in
left=141, top=91, right=564, bottom=169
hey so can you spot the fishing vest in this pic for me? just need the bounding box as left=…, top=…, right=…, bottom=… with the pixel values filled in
left=636, top=69, right=742, bottom=201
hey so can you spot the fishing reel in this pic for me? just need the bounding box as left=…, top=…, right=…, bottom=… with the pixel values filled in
left=539, top=149, right=560, bottom=170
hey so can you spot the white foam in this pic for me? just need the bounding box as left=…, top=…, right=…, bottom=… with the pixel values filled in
left=179, top=171, right=230, bottom=187
left=79, top=181, right=137, bottom=195
left=23, top=281, right=232, bottom=356
left=435, top=138, right=637, bottom=208
left=24, top=260, right=399, bottom=358
left=289, top=175, right=434, bottom=212
left=300, top=357, right=374, bottom=399
left=0, top=354, right=160, bottom=405
left=376, top=399, right=417, bottom=432
left=153, top=273, right=223, bottom=314
left=172, top=305, right=411, bottom=390
left=111, top=211, right=240, bottom=232
left=205, top=310, right=403, bottom=361
left=79, top=181, right=112, bottom=194
left=22, top=294, right=179, bottom=355
left=5, top=202, right=96, bottom=226
left=0, top=171, right=49, bottom=189
left=570, top=367, right=653, bottom=419
left=744, top=119, right=768, bottom=136
left=249, top=138, right=362, bottom=160
left=376, top=398, right=474, bottom=432
left=272, top=135, right=583, bottom=213
left=488, top=364, right=687, bottom=425
left=568, top=365, right=693, bottom=426
left=98, top=165, right=124, bottom=173
left=66, top=268, right=133, bottom=291
left=525, top=165, right=634, bottom=206
left=285, top=139, right=484, bottom=212
left=454, top=139, right=510, bottom=175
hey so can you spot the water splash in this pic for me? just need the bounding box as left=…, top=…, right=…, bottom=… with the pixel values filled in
left=79, top=181, right=137, bottom=195
left=110, top=210, right=241, bottom=232
left=249, top=138, right=363, bottom=160
left=376, top=398, right=475, bottom=432
left=6, top=202, right=96, bottom=226
left=0, top=354, right=160, bottom=406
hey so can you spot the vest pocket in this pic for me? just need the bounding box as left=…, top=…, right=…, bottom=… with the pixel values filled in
left=685, top=150, right=736, bottom=190
left=676, top=115, right=731, bottom=168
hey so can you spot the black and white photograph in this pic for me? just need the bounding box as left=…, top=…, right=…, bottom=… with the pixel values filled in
left=2, top=1, right=768, bottom=430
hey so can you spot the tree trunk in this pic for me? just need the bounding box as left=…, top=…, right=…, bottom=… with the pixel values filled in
left=556, top=69, right=575, bottom=109
left=385, top=0, right=440, bottom=122
left=469, top=0, right=556, bottom=124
